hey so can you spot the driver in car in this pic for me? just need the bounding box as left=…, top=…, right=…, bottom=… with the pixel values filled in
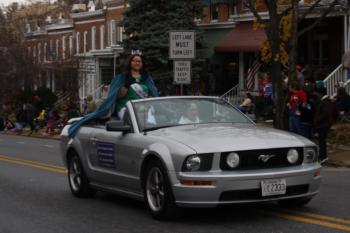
left=179, top=102, right=201, bottom=124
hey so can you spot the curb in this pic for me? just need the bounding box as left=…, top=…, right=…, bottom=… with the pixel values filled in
left=0, top=132, right=61, bottom=141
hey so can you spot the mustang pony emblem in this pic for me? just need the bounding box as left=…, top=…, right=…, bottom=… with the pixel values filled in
left=258, top=154, right=276, bottom=163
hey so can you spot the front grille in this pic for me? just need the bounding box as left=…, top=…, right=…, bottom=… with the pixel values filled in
left=220, top=148, right=303, bottom=170
left=219, top=185, right=309, bottom=202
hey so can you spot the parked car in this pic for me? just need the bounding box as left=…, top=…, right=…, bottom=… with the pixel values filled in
left=60, top=96, right=321, bottom=220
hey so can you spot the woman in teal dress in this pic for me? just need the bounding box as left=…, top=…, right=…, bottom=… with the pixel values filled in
left=68, top=54, right=158, bottom=138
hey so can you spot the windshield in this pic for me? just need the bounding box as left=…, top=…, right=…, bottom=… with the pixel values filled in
left=132, top=98, right=252, bottom=132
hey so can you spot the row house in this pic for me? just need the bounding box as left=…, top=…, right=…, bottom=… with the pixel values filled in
left=71, top=0, right=126, bottom=102
left=25, top=18, right=78, bottom=94
left=25, top=0, right=127, bottom=103
left=198, top=0, right=350, bottom=95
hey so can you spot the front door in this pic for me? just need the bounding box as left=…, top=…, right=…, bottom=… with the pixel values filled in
left=87, top=111, right=144, bottom=194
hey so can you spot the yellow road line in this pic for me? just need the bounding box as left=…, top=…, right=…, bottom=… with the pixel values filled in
left=0, top=155, right=65, bottom=170
left=278, top=208, right=350, bottom=225
left=261, top=210, right=350, bottom=232
left=0, top=155, right=66, bottom=174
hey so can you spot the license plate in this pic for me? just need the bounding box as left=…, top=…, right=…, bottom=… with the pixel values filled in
left=261, top=179, right=286, bottom=197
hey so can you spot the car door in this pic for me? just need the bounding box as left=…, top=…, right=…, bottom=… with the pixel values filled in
left=87, top=109, right=144, bottom=194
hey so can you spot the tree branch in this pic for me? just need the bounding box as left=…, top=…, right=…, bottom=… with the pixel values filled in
left=298, top=0, right=340, bottom=37
left=243, top=0, right=263, bottom=23
left=298, top=0, right=323, bottom=23
left=280, top=6, right=293, bottom=17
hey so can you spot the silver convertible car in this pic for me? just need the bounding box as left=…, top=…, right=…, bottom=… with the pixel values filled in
left=60, top=96, right=321, bottom=219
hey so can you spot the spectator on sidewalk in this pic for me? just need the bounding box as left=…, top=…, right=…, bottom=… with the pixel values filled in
left=86, top=95, right=96, bottom=114
left=314, top=88, right=336, bottom=163
left=25, top=104, right=36, bottom=135
left=4, top=117, right=14, bottom=131
left=238, top=93, right=253, bottom=114
left=287, top=83, right=307, bottom=135
left=299, top=84, right=316, bottom=139
left=36, top=109, right=47, bottom=129
left=45, top=107, right=60, bottom=135
left=335, top=87, right=350, bottom=113
left=14, top=105, right=26, bottom=134
left=67, top=102, right=81, bottom=120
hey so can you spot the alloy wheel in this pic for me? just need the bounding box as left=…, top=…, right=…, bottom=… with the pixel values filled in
left=146, top=167, right=165, bottom=212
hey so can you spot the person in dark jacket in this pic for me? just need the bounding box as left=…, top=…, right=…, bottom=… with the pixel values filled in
left=314, top=88, right=335, bottom=163
left=335, top=87, right=350, bottom=113
left=299, top=84, right=316, bottom=139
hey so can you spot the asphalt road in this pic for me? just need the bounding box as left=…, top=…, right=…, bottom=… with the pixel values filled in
left=0, top=134, right=349, bottom=233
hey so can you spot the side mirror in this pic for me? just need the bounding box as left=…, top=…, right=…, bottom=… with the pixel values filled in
left=106, top=120, right=131, bottom=132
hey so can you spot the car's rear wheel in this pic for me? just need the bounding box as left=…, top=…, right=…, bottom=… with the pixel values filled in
left=68, top=153, right=95, bottom=198
left=144, top=160, right=181, bottom=220
left=278, top=197, right=312, bottom=207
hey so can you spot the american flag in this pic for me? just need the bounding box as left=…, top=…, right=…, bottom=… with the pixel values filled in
left=246, top=60, right=261, bottom=91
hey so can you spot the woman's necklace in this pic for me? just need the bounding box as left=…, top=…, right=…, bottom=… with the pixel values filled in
left=132, top=74, right=141, bottom=83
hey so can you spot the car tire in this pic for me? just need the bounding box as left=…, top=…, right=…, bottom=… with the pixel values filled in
left=67, top=153, right=96, bottom=198
left=143, top=159, right=181, bottom=220
left=278, top=197, right=312, bottom=207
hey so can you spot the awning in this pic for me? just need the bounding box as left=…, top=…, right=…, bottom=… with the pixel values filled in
left=214, top=23, right=267, bottom=52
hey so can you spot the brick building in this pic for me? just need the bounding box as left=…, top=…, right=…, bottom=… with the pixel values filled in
left=24, top=0, right=127, bottom=104
left=198, top=0, right=350, bottom=95
left=25, top=0, right=350, bottom=99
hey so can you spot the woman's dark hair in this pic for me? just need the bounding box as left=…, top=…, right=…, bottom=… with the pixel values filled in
left=123, top=54, right=148, bottom=78
left=337, top=87, right=349, bottom=100
left=246, top=92, right=253, bottom=100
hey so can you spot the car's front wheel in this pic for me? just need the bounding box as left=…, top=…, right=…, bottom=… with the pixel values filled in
left=144, top=160, right=181, bottom=220
left=278, top=197, right=312, bottom=207
left=67, top=153, right=95, bottom=198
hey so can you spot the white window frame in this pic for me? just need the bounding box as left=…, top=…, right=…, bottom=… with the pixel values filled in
left=91, top=26, right=96, bottom=50
left=69, top=36, right=73, bottom=56
left=117, top=26, right=124, bottom=44
left=100, top=25, right=104, bottom=49
left=33, top=45, right=36, bottom=60
left=38, top=43, right=41, bottom=63
left=44, top=43, right=47, bottom=62
left=84, top=31, right=88, bottom=53
left=110, top=20, right=116, bottom=46
left=49, top=40, right=53, bottom=53
left=62, top=36, right=66, bottom=59
left=76, top=32, right=80, bottom=54
left=56, top=39, right=59, bottom=59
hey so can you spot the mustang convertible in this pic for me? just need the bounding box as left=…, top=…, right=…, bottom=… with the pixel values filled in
left=60, top=96, right=321, bottom=219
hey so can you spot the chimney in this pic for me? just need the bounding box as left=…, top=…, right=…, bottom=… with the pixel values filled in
left=45, top=15, right=52, bottom=24
left=88, top=0, right=95, bottom=12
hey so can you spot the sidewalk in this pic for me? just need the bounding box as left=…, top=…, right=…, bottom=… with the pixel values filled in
left=0, top=127, right=61, bottom=140
left=327, top=144, right=350, bottom=168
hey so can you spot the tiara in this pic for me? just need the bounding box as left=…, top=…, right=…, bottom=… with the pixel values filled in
left=131, top=49, right=142, bottom=55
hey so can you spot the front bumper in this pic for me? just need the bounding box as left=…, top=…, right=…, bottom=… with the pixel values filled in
left=170, top=164, right=321, bottom=207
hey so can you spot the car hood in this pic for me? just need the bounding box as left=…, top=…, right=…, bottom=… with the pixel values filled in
left=148, top=124, right=312, bottom=153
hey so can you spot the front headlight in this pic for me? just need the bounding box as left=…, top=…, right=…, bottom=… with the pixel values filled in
left=287, top=149, right=299, bottom=164
left=182, top=154, right=214, bottom=172
left=226, top=152, right=240, bottom=169
left=304, top=147, right=317, bottom=163
left=185, top=155, right=201, bottom=171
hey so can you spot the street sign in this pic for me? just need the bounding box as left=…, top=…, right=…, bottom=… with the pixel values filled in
left=173, top=60, right=191, bottom=84
left=169, top=31, right=195, bottom=60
